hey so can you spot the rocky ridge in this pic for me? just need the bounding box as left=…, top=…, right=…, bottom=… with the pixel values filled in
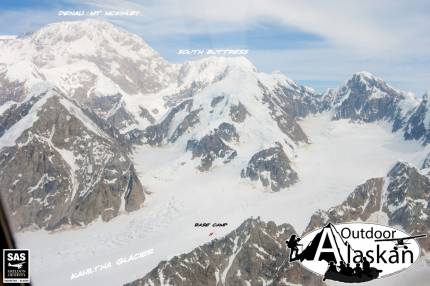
left=125, top=217, right=324, bottom=286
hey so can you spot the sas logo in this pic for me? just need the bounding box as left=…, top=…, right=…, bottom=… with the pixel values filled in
left=286, top=223, right=427, bottom=283
left=3, top=249, right=30, bottom=284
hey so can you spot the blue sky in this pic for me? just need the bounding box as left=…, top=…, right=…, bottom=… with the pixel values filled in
left=0, top=0, right=429, bottom=95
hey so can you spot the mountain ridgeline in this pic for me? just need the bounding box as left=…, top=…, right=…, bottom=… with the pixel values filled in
left=0, top=19, right=429, bottom=232
left=125, top=218, right=324, bottom=286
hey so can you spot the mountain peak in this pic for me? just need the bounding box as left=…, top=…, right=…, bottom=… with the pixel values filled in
left=0, top=19, right=177, bottom=97
left=354, top=71, right=376, bottom=79
left=350, top=71, right=383, bottom=86
left=178, top=56, right=257, bottom=87
left=346, top=71, right=403, bottom=97
left=24, top=19, right=156, bottom=56
left=326, top=71, right=420, bottom=123
left=28, top=19, right=125, bottom=39
left=183, top=56, right=257, bottom=73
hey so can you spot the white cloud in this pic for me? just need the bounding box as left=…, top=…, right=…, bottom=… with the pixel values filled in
left=84, top=0, right=428, bottom=94
left=84, top=0, right=430, bottom=56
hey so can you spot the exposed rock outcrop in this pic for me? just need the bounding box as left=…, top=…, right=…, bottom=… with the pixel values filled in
left=241, top=143, right=298, bottom=191
left=0, top=89, right=145, bottom=231
left=306, top=162, right=430, bottom=252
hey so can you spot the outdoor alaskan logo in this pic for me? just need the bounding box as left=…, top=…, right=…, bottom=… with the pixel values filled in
left=286, top=223, right=427, bottom=283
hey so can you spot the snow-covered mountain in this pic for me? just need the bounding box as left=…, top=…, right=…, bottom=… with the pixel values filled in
left=0, top=19, right=177, bottom=133
left=324, top=71, right=419, bottom=126
left=322, top=72, right=430, bottom=147
left=125, top=218, right=324, bottom=286
left=0, top=19, right=325, bottom=231
left=136, top=56, right=322, bottom=190
left=0, top=20, right=158, bottom=231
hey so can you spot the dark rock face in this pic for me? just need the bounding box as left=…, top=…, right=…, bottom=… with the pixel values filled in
left=83, top=93, right=136, bottom=131
left=138, top=106, right=155, bottom=124
left=260, top=83, right=309, bottom=144
left=0, top=92, right=145, bottom=231
left=143, top=100, right=193, bottom=146
left=63, top=94, right=140, bottom=147
left=306, top=178, right=385, bottom=232
left=327, top=73, right=412, bottom=124
left=0, top=78, right=27, bottom=106
left=186, top=132, right=237, bottom=171
left=106, top=103, right=137, bottom=132
left=271, top=82, right=323, bottom=118
left=422, top=153, right=430, bottom=169
left=211, top=95, right=225, bottom=107
left=383, top=162, right=430, bottom=251
left=229, top=101, right=249, bottom=123
left=183, top=122, right=239, bottom=171
left=215, top=122, right=239, bottom=143
left=79, top=106, right=129, bottom=147
left=241, top=143, right=298, bottom=191
left=0, top=63, right=45, bottom=105
left=306, top=162, right=430, bottom=252
left=403, top=94, right=430, bottom=145
left=125, top=218, right=325, bottom=286
left=164, top=81, right=207, bottom=108
left=169, top=108, right=202, bottom=143
left=122, top=128, right=146, bottom=145
left=0, top=91, right=46, bottom=137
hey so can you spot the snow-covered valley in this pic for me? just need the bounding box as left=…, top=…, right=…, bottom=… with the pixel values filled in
left=15, top=113, right=428, bottom=286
